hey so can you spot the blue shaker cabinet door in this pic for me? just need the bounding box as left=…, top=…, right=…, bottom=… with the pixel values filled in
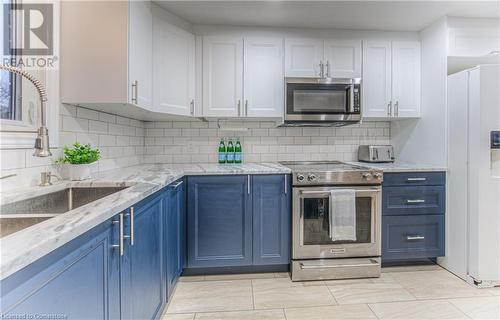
left=166, top=179, right=185, bottom=297
left=122, top=193, right=165, bottom=320
left=187, top=175, right=252, bottom=268
left=252, top=175, right=291, bottom=265
left=0, top=218, right=120, bottom=320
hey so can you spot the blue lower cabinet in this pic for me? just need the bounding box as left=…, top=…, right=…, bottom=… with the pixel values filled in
left=121, top=192, right=166, bottom=320
left=383, top=186, right=445, bottom=216
left=187, top=175, right=252, bottom=268
left=382, top=215, right=445, bottom=260
left=252, top=175, right=291, bottom=265
left=166, top=179, right=186, bottom=297
left=381, top=171, right=446, bottom=263
left=186, top=174, right=292, bottom=270
left=0, top=218, right=120, bottom=319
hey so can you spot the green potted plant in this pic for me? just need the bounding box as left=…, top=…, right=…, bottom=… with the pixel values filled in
left=57, top=142, right=101, bottom=180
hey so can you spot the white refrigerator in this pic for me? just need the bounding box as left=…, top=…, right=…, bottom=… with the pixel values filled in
left=440, top=64, right=500, bottom=288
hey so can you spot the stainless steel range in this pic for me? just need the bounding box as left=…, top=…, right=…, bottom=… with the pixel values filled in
left=280, top=161, right=383, bottom=281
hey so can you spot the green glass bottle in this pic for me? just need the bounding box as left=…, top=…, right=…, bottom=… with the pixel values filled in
left=218, top=138, right=226, bottom=164
left=226, top=139, right=234, bottom=164
left=234, top=138, right=242, bottom=164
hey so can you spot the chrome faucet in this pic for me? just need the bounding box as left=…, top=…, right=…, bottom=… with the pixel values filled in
left=0, top=65, right=51, bottom=157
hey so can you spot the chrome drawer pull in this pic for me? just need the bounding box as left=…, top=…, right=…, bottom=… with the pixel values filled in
left=407, top=177, right=426, bottom=182
left=406, top=199, right=426, bottom=204
left=111, top=213, right=124, bottom=256
left=124, top=207, right=134, bottom=246
left=172, top=180, right=183, bottom=188
left=407, top=235, right=425, bottom=241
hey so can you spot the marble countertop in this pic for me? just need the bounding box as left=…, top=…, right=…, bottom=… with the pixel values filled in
left=0, top=163, right=290, bottom=281
left=348, top=161, right=447, bottom=173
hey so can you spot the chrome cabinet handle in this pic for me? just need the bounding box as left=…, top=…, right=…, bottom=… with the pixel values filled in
left=394, top=101, right=399, bottom=117
left=237, top=100, right=241, bottom=117
left=190, top=99, right=194, bottom=115
left=284, top=174, right=288, bottom=194
left=319, top=61, right=324, bottom=77
left=407, top=177, right=426, bottom=182
left=407, top=235, right=425, bottom=241
left=131, top=81, right=138, bottom=104
left=245, top=100, right=248, bottom=117
left=124, top=207, right=134, bottom=246
left=406, top=199, right=426, bottom=204
left=325, top=60, right=330, bottom=78
left=172, top=180, right=183, bottom=189
left=247, top=175, right=251, bottom=195
left=387, top=101, right=392, bottom=116
left=112, top=213, right=124, bottom=256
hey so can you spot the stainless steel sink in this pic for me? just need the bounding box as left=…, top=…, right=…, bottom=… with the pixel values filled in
left=0, top=186, right=128, bottom=238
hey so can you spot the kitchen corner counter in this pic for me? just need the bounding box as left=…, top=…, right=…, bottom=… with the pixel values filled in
left=0, top=163, right=290, bottom=281
left=348, top=161, right=447, bottom=173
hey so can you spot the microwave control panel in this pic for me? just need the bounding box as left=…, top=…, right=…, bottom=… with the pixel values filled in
left=492, top=131, right=500, bottom=149
left=353, top=85, right=361, bottom=113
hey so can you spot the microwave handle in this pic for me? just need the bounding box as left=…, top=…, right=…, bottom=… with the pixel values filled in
left=348, top=84, right=355, bottom=113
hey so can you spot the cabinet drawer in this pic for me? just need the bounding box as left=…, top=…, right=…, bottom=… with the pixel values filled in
left=382, top=215, right=444, bottom=261
left=383, top=186, right=445, bottom=215
left=383, top=172, right=445, bottom=187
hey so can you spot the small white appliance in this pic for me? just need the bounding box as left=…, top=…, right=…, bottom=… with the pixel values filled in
left=440, top=65, right=500, bottom=288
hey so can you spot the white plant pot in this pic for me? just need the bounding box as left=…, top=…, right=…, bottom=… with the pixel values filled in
left=64, top=163, right=96, bottom=181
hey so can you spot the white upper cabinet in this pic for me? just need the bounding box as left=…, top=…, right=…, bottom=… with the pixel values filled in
left=153, top=17, right=195, bottom=116
left=202, top=36, right=283, bottom=118
left=128, top=0, right=153, bottom=110
left=392, top=41, right=421, bottom=118
left=362, top=40, right=421, bottom=119
left=448, top=26, right=500, bottom=57
left=284, top=38, right=323, bottom=77
left=323, top=40, right=362, bottom=78
left=202, top=36, right=243, bottom=117
left=61, top=1, right=160, bottom=116
left=362, top=41, right=392, bottom=118
left=243, top=37, right=284, bottom=117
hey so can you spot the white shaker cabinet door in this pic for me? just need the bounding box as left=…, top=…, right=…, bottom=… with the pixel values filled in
left=362, top=41, right=392, bottom=118
left=202, top=36, right=243, bottom=117
left=153, top=18, right=195, bottom=116
left=392, top=41, right=421, bottom=118
left=284, top=38, right=323, bottom=77
left=243, top=37, right=284, bottom=118
left=128, top=0, right=153, bottom=110
left=323, top=40, right=362, bottom=78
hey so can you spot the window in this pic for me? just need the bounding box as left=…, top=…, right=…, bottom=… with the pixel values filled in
left=1, top=0, right=23, bottom=121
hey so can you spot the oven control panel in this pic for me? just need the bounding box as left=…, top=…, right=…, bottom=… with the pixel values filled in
left=293, top=171, right=383, bottom=186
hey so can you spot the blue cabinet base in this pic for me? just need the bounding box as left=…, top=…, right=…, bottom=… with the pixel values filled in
left=183, top=264, right=289, bottom=276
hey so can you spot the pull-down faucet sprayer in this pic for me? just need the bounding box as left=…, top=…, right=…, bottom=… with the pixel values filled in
left=0, top=64, right=51, bottom=157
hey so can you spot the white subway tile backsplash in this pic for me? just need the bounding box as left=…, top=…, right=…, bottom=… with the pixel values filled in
left=89, top=120, right=108, bottom=134
left=142, top=120, right=390, bottom=164
left=76, top=108, right=99, bottom=121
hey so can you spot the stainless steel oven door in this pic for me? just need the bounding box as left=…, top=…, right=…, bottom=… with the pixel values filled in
left=292, top=186, right=381, bottom=259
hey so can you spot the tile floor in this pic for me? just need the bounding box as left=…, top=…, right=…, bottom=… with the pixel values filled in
left=162, top=266, right=500, bottom=320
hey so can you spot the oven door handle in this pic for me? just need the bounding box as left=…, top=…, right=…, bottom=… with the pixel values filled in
left=299, top=189, right=379, bottom=195
left=299, top=260, right=380, bottom=269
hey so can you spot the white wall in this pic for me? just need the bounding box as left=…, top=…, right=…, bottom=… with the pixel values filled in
left=391, top=18, right=448, bottom=166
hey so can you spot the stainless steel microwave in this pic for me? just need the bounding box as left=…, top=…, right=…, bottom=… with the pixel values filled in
left=283, top=78, right=361, bottom=127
